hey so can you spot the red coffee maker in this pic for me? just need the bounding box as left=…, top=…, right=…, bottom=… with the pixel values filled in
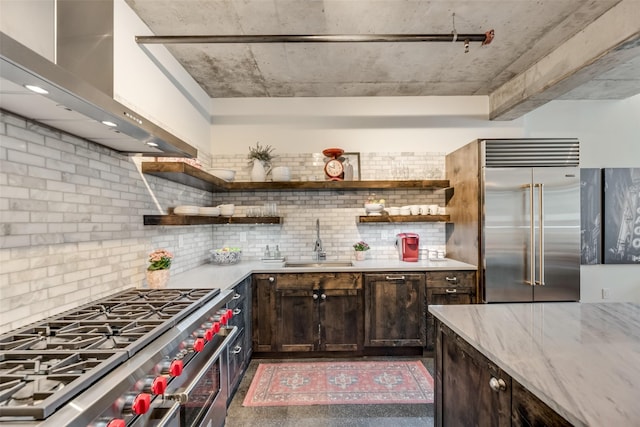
left=395, top=233, right=420, bottom=262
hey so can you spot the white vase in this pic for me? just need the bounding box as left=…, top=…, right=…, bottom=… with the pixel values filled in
left=250, top=159, right=268, bottom=182
left=355, top=251, right=366, bottom=261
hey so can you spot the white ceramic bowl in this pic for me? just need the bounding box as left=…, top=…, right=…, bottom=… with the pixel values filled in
left=198, top=207, right=220, bottom=216
left=210, top=248, right=242, bottom=265
left=217, top=204, right=235, bottom=216
left=272, top=173, right=292, bottom=182
left=208, top=169, right=236, bottom=182
left=174, top=205, right=200, bottom=215
left=364, top=203, right=385, bottom=214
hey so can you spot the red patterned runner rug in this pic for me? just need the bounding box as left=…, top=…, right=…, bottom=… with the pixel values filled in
left=242, top=360, right=434, bottom=407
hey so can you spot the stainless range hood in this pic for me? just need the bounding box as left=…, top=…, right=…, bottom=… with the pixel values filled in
left=0, top=30, right=197, bottom=157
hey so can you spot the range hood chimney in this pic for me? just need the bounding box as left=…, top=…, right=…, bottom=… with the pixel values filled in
left=0, top=1, right=197, bottom=158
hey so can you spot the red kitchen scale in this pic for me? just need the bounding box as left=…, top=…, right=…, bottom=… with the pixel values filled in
left=323, top=147, right=345, bottom=181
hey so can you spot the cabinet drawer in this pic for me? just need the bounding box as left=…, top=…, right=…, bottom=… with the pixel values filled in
left=274, top=273, right=362, bottom=290
left=427, top=271, right=475, bottom=288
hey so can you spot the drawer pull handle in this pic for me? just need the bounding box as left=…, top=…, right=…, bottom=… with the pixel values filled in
left=268, top=276, right=275, bottom=282
left=385, top=275, right=405, bottom=281
left=232, top=345, right=242, bottom=354
left=232, top=293, right=241, bottom=300
left=445, top=289, right=457, bottom=293
left=233, top=308, right=241, bottom=315
left=445, top=276, right=458, bottom=282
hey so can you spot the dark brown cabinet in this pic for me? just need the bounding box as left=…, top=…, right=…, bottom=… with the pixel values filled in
left=252, top=273, right=363, bottom=353
left=436, top=321, right=511, bottom=427
left=511, top=381, right=573, bottom=427
left=252, top=274, right=278, bottom=352
left=426, top=270, right=476, bottom=350
left=435, top=320, right=571, bottom=427
left=364, top=273, right=426, bottom=347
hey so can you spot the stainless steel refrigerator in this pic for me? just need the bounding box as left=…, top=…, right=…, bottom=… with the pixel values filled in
left=446, top=139, right=581, bottom=303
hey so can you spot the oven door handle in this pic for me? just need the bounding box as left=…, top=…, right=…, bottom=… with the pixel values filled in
left=167, top=327, right=238, bottom=403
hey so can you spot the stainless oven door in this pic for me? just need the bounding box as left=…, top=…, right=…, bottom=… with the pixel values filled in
left=159, top=326, right=237, bottom=427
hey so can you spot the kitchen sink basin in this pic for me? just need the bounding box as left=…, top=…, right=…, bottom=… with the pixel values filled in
left=284, top=261, right=354, bottom=268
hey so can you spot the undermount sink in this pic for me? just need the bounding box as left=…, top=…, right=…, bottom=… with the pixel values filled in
left=284, top=261, right=354, bottom=268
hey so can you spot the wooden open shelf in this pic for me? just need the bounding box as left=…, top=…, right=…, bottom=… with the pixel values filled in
left=143, top=215, right=282, bottom=226
left=357, top=215, right=450, bottom=223
left=141, top=162, right=450, bottom=192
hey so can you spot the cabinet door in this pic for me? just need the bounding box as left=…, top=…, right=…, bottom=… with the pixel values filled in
left=252, top=274, right=277, bottom=352
left=320, top=287, right=362, bottom=351
left=276, top=287, right=318, bottom=352
left=364, top=273, right=426, bottom=347
left=437, top=322, right=511, bottom=427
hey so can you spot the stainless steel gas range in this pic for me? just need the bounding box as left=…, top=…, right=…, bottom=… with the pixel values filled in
left=0, top=287, right=238, bottom=427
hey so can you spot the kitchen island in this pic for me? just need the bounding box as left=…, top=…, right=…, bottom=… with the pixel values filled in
left=429, top=302, right=640, bottom=426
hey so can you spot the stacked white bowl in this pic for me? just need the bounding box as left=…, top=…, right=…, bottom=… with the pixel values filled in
left=198, top=206, right=220, bottom=216
left=174, top=205, right=199, bottom=215
left=218, top=204, right=235, bottom=216
left=272, top=166, right=291, bottom=182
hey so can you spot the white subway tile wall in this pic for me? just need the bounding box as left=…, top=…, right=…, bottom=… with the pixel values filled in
left=0, top=112, right=214, bottom=333
left=0, top=111, right=446, bottom=333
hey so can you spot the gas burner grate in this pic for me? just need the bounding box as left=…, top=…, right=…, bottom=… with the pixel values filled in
left=0, top=287, right=221, bottom=419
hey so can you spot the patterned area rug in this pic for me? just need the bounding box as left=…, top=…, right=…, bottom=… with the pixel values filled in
left=242, top=360, right=434, bottom=407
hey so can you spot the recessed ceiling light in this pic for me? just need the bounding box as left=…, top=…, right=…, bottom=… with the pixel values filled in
left=24, top=84, right=49, bottom=94
left=146, top=142, right=159, bottom=147
left=101, top=120, right=118, bottom=127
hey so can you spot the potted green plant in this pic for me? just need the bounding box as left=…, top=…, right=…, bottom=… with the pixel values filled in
left=146, top=248, right=173, bottom=288
left=247, top=142, right=276, bottom=181
left=353, top=241, right=370, bottom=261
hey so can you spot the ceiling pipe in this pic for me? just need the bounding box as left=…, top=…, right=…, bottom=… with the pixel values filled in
left=135, top=33, right=490, bottom=44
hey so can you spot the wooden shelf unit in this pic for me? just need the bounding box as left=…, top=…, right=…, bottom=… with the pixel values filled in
left=357, top=215, right=450, bottom=223
left=141, top=161, right=450, bottom=192
left=143, top=215, right=282, bottom=226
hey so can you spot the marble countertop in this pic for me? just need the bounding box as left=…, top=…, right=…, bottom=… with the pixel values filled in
left=168, top=258, right=476, bottom=291
left=429, top=303, right=640, bottom=427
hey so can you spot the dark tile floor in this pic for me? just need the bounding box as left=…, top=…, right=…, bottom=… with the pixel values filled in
left=225, top=357, right=435, bottom=427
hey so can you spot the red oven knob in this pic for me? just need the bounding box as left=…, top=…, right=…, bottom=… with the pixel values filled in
left=204, top=328, right=214, bottom=341
left=151, top=376, right=168, bottom=395
left=225, top=308, right=234, bottom=320
left=131, top=393, right=151, bottom=415
left=169, top=359, right=183, bottom=376
left=216, top=310, right=228, bottom=324
left=106, top=420, right=126, bottom=427
left=212, top=321, right=221, bottom=334
left=193, top=337, right=205, bottom=352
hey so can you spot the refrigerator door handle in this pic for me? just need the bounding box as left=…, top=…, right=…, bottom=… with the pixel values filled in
left=537, top=183, right=545, bottom=286
left=524, top=183, right=535, bottom=286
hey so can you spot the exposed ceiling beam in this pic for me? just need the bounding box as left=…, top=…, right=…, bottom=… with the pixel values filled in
left=490, top=0, right=640, bottom=120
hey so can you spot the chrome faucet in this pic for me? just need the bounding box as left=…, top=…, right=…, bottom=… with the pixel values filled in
left=313, top=218, right=327, bottom=260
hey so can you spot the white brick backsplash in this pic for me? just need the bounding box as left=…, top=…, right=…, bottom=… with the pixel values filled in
left=7, top=125, right=44, bottom=145
left=1, top=110, right=447, bottom=333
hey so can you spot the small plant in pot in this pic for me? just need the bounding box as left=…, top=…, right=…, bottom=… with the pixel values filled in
left=353, top=241, right=370, bottom=261
left=247, top=142, right=276, bottom=181
left=146, top=249, right=173, bottom=289
left=247, top=142, right=276, bottom=165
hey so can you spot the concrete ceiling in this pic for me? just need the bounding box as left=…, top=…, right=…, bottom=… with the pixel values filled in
left=126, top=0, right=640, bottom=119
